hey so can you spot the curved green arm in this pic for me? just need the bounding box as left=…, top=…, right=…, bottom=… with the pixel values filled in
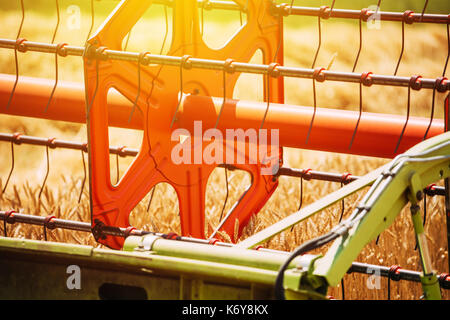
left=310, top=132, right=450, bottom=299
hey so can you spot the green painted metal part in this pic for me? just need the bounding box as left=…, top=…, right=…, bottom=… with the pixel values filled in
left=239, top=133, right=450, bottom=250
left=0, top=235, right=309, bottom=299
left=301, top=132, right=450, bottom=300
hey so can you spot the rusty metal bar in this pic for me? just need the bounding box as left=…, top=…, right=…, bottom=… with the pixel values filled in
left=0, top=132, right=136, bottom=157
left=0, top=210, right=449, bottom=289
left=66, top=0, right=450, bottom=25
left=278, top=5, right=450, bottom=25
left=0, top=132, right=445, bottom=196
left=0, top=39, right=448, bottom=91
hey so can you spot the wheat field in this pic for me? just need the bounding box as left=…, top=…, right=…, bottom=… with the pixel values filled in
left=0, top=1, right=449, bottom=300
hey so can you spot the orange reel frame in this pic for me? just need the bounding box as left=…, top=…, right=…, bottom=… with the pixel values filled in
left=84, top=0, right=285, bottom=249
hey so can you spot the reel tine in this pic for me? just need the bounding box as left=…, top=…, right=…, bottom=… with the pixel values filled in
left=160, top=5, right=169, bottom=55
left=115, top=146, right=126, bottom=185
left=145, top=186, right=160, bottom=233
left=2, top=136, right=19, bottom=195
left=311, top=7, right=324, bottom=69
left=329, top=0, right=336, bottom=14
left=44, top=0, right=62, bottom=113
left=289, top=0, right=294, bottom=15
left=128, top=52, right=148, bottom=123
left=260, top=64, right=279, bottom=130
left=299, top=169, right=311, bottom=211
left=215, top=59, right=234, bottom=129
left=305, top=68, right=325, bottom=145
left=394, top=11, right=414, bottom=76
left=45, top=43, right=68, bottom=113
left=394, top=76, right=422, bottom=154
left=86, top=0, right=95, bottom=43
left=423, top=78, right=447, bottom=140
left=146, top=186, right=156, bottom=213
left=394, top=18, right=405, bottom=76
left=218, top=167, right=229, bottom=223
left=5, top=0, right=25, bottom=111
left=115, top=152, right=120, bottom=185
left=420, top=0, right=429, bottom=23
left=78, top=147, right=87, bottom=204
left=339, top=181, right=345, bottom=222
left=123, top=27, right=133, bottom=51
left=170, top=55, right=191, bottom=128
left=443, top=23, right=449, bottom=77
left=349, top=72, right=373, bottom=150
left=290, top=169, right=311, bottom=232
left=352, top=9, right=368, bottom=73
left=396, top=86, right=412, bottom=154
left=306, top=76, right=317, bottom=145
left=38, top=139, right=55, bottom=201
left=84, top=46, right=105, bottom=117
left=375, top=0, right=382, bottom=15
left=298, top=175, right=304, bottom=211
left=50, top=0, right=60, bottom=45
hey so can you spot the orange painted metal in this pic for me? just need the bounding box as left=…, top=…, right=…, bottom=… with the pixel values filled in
left=0, top=74, right=142, bottom=130
left=0, top=73, right=444, bottom=158
left=83, top=0, right=284, bottom=248
left=178, top=95, right=445, bottom=158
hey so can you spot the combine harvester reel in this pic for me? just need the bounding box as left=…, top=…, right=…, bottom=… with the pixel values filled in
left=0, top=0, right=450, bottom=300
left=84, top=0, right=284, bottom=249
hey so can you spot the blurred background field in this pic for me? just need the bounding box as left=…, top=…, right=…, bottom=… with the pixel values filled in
left=0, top=0, right=449, bottom=299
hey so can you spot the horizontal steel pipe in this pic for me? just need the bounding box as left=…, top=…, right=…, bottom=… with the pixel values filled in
left=1, top=39, right=448, bottom=91
left=283, top=6, right=450, bottom=24
left=0, top=74, right=444, bottom=158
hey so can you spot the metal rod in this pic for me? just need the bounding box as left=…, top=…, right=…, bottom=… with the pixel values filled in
left=0, top=132, right=446, bottom=196
left=279, top=5, right=449, bottom=24
left=91, top=1, right=450, bottom=25
left=0, top=39, right=447, bottom=91
left=348, top=262, right=449, bottom=289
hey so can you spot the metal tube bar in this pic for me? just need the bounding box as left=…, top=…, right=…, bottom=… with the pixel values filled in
left=281, top=6, right=450, bottom=24
left=0, top=39, right=448, bottom=91
left=0, top=132, right=445, bottom=195
left=32, top=0, right=448, bottom=24
left=349, top=262, right=449, bottom=289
